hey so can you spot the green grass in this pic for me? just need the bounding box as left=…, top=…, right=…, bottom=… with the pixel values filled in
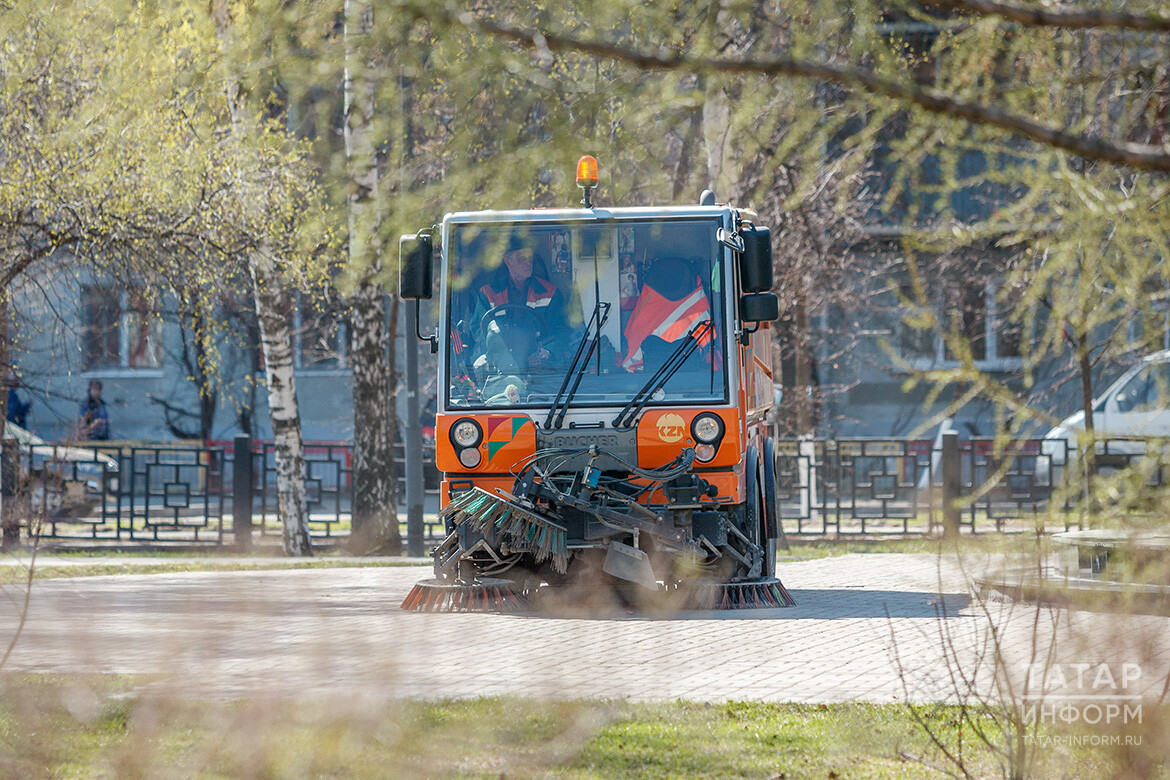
left=568, top=701, right=941, bottom=779
left=0, top=679, right=1163, bottom=779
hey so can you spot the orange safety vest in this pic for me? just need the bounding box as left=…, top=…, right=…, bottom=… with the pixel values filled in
left=481, top=277, right=557, bottom=310
left=622, top=283, right=712, bottom=371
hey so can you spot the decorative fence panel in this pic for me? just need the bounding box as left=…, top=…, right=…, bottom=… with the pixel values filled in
left=1, top=432, right=1159, bottom=547
left=774, top=436, right=1084, bottom=535
left=255, top=441, right=352, bottom=540
left=775, top=439, right=937, bottom=535
left=1, top=437, right=439, bottom=547
left=121, top=444, right=228, bottom=543
left=963, top=438, right=1065, bottom=530
left=14, top=442, right=124, bottom=541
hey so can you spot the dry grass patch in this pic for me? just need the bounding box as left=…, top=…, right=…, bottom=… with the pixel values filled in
left=0, top=678, right=1164, bottom=778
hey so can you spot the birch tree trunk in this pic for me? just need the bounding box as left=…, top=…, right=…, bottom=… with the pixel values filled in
left=250, top=245, right=312, bottom=555
left=213, top=0, right=312, bottom=556
left=344, top=0, right=401, bottom=553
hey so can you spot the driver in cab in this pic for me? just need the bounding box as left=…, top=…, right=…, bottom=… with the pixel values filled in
left=472, top=236, right=568, bottom=387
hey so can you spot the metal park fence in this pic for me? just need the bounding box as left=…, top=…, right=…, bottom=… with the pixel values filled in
left=0, top=436, right=441, bottom=548
left=1, top=432, right=1165, bottom=548
left=775, top=433, right=1170, bottom=536
left=776, top=434, right=1065, bottom=535
left=774, top=435, right=985, bottom=535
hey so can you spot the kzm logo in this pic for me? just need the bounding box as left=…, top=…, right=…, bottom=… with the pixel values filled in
left=656, top=413, right=686, bottom=443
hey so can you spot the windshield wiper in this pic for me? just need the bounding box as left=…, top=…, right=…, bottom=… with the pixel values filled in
left=612, top=319, right=713, bottom=430
left=544, top=301, right=611, bottom=429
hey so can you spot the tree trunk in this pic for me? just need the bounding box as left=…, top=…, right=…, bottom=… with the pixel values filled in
left=214, top=0, right=311, bottom=556
left=238, top=307, right=262, bottom=438
left=348, top=283, right=400, bottom=553
left=1077, top=330, right=1096, bottom=515
left=786, top=168, right=824, bottom=438
left=344, top=0, right=401, bottom=553
left=0, top=293, right=9, bottom=426
left=793, top=291, right=813, bottom=436
left=702, top=84, right=736, bottom=199
left=194, top=307, right=217, bottom=440
left=700, top=10, right=753, bottom=201
left=250, top=244, right=312, bottom=556
left=178, top=303, right=217, bottom=440
left=672, top=105, right=703, bottom=202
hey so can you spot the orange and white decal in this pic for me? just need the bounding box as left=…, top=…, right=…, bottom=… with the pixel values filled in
left=435, top=413, right=536, bottom=474
left=484, top=415, right=535, bottom=464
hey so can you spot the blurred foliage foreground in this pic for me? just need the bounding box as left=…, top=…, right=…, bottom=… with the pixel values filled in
left=0, top=678, right=1166, bottom=779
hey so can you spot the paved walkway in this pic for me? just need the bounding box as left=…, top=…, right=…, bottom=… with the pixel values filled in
left=0, top=553, right=1167, bottom=703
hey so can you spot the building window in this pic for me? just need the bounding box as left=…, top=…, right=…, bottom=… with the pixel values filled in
left=901, top=279, right=1022, bottom=371
left=293, top=294, right=348, bottom=371
left=81, top=286, right=162, bottom=370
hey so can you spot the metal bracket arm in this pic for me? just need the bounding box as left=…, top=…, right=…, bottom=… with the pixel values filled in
left=415, top=299, right=438, bottom=354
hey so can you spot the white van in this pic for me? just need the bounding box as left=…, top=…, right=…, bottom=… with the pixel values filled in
left=1040, top=351, right=1170, bottom=480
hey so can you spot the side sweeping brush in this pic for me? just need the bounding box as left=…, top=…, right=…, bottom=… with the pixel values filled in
left=682, top=577, right=796, bottom=610
left=440, top=487, right=569, bottom=574
left=400, top=577, right=531, bottom=613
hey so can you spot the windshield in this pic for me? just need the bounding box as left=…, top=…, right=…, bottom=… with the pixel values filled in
left=444, top=218, right=727, bottom=410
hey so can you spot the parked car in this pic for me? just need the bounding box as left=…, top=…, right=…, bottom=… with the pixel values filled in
left=3, top=421, right=120, bottom=519
left=1039, top=352, right=1170, bottom=483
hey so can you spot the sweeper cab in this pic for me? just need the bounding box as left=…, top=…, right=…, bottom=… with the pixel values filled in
left=398, top=156, right=793, bottom=612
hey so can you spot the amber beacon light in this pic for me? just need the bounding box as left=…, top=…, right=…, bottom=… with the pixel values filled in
left=576, top=155, right=599, bottom=207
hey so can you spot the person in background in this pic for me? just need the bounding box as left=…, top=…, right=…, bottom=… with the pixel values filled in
left=78, top=379, right=110, bottom=440
left=5, top=371, right=30, bottom=428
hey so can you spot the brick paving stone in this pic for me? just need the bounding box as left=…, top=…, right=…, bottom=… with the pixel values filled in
left=0, top=553, right=1166, bottom=703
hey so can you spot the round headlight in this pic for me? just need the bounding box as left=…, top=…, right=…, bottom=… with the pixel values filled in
left=450, top=418, right=482, bottom=448
left=695, top=443, right=717, bottom=462
left=458, top=448, right=482, bottom=468
left=691, top=413, right=723, bottom=444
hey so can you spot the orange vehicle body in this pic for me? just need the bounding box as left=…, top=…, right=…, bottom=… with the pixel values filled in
left=403, top=194, right=784, bottom=600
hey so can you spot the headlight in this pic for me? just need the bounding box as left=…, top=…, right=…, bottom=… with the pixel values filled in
left=695, top=443, right=717, bottom=462
left=450, top=419, right=482, bottom=449
left=691, top=413, right=724, bottom=444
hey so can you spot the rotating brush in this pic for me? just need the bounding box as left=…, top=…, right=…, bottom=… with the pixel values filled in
left=683, top=577, right=796, bottom=610
left=440, top=487, right=569, bottom=574
left=400, top=577, right=532, bottom=613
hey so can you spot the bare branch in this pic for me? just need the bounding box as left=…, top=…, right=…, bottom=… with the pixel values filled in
left=0, top=521, right=40, bottom=670
left=0, top=237, right=77, bottom=291
left=448, top=12, right=1170, bottom=172
left=923, top=0, right=1170, bottom=33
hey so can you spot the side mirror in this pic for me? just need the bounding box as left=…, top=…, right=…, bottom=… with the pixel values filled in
left=739, top=225, right=773, bottom=293
left=398, top=233, right=433, bottom=300
left=739, top=292, right=779, bottom=323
